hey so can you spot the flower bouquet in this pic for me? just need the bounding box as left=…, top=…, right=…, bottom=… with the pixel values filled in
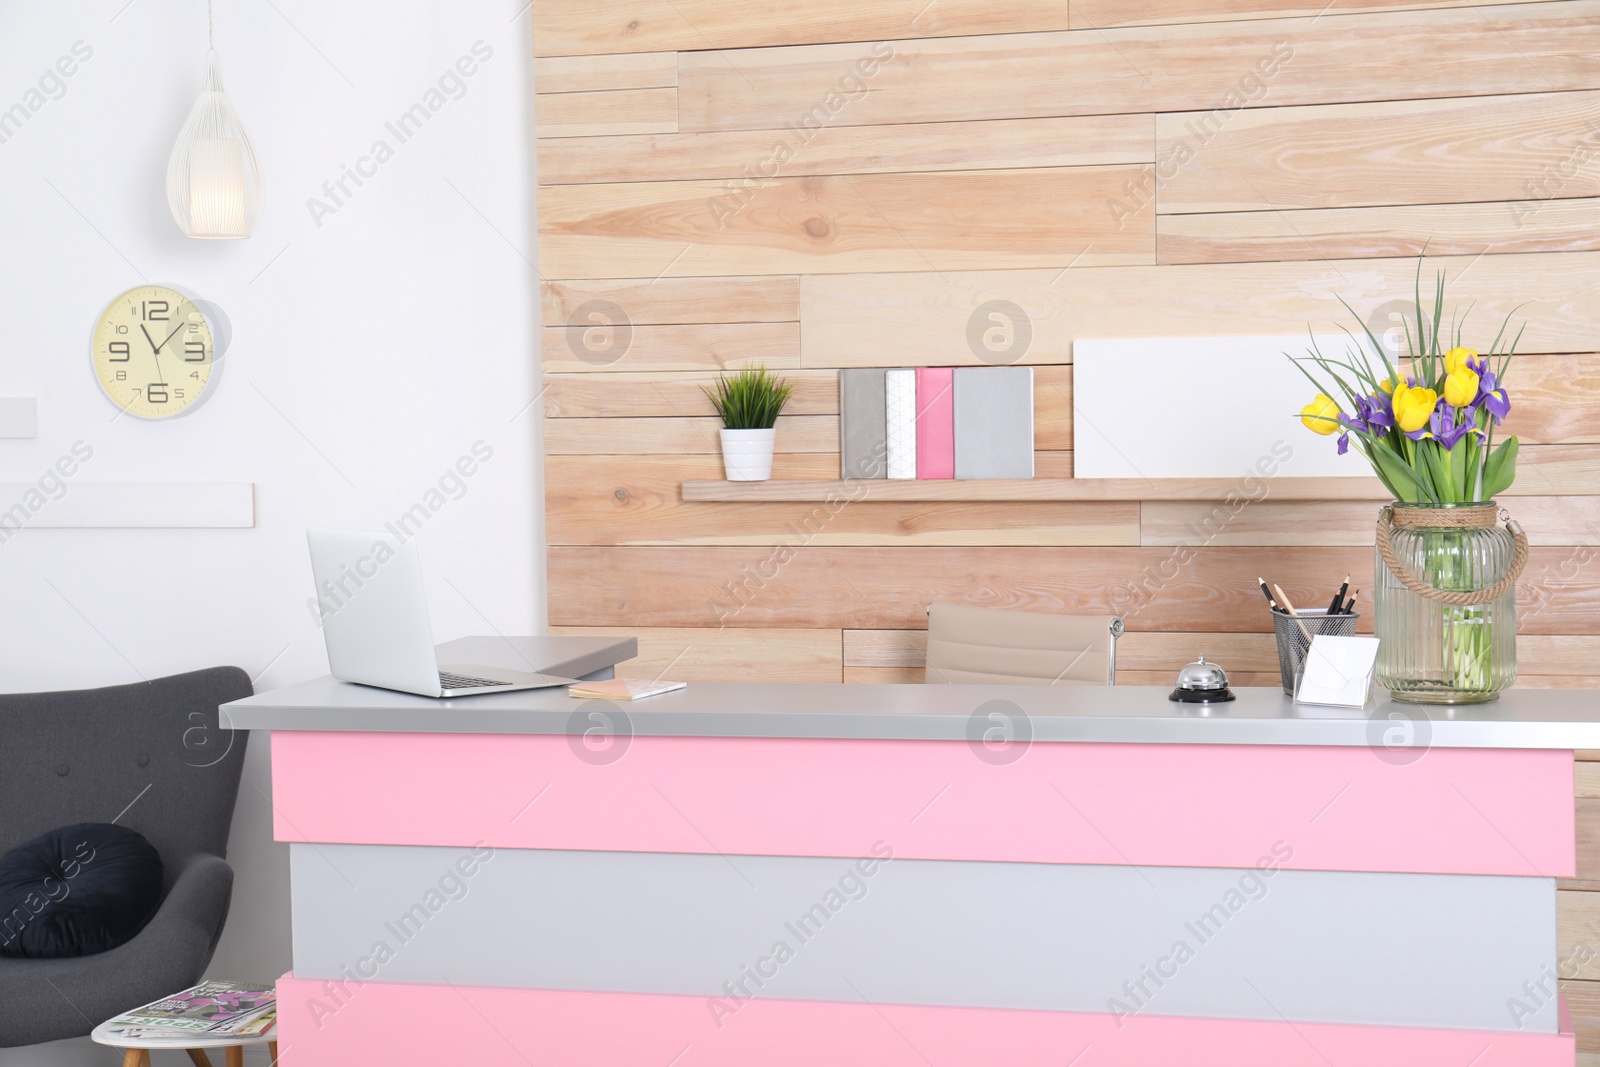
left=1288, top=259, right=1530, bottom=704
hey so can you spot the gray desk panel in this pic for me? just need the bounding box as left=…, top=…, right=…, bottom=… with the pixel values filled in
left=224, top=636, right=1600, bottom=749
left=290, top=842, right=1557, bottom=1033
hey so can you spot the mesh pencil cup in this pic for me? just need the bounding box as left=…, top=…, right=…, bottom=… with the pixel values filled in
left=1273, top=609, right=1360, bottom=695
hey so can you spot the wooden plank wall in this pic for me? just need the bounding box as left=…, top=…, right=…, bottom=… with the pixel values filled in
left=533, top=2, right=1600, bottom=1051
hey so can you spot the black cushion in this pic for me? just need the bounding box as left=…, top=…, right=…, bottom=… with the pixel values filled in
left=0, top=823, right=164, bottom=959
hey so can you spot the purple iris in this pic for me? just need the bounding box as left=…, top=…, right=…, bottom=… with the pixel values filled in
left=1340, top=392, right=1395, bottom=434
left=1361, top=393, right=1395, bottom=431
left=1429, top=405, right=1479, bottom=449
left=1336, top=391, right=1399, bottom=455
left=1477, top=367, right=1511, bottom=422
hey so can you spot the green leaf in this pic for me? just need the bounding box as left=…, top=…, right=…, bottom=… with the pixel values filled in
left=1413, top=255, right=1429, bottom=359
left=1488, top=303, right=1529, bottom=373
left=1463, top=434, right=1482, bottom=500
left=702, top=365, right=794, bottom=429
left=1369, top=439, right=1428, bottom=503
left=1286, top=353, right=1355, bottom=409
left=1328, top=328, right=1383, bottom=390
left=1311, top=360, right=1364, bottom=403
left=1334, top=296, right=1401, bottom=385
left=1483, top=436, right=1520, bottom=498
left=1432, top=269, right=1446, bottom=359
left=1422, top=438, right=1454, bottom=500
left=1454, top=300, right=1476, bottom=348
left=1476, top=419, right=1495, bottom=499
left=1498, top=321, right=1526, bottom=381
left=1449, top=435, right=1469, bottom=499
left=1354, top=441, right=1403, bottom=500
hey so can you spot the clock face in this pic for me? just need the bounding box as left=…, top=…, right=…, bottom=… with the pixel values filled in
left=91, top=285, right=219, bottom=419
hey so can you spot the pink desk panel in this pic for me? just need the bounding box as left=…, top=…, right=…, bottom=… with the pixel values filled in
left=270, top=731, right=1575, bottom=877
left=275, top=976, right=1576, bottom=1067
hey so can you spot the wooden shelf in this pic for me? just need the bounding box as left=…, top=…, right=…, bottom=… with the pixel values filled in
left=681, top=478, right=1392, bottom=503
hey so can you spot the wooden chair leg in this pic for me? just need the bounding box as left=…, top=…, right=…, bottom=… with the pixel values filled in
left=187, top=1050, right=214, bottom=1067
left=268, top=1041, right=279, bottom=1066
left=225, top=1046, right=244, bottom=1067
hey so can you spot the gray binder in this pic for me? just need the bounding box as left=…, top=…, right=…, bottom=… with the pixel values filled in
left=839, top=369, right=887, bottom=479
left=954, top=367, right=1034, bottom=479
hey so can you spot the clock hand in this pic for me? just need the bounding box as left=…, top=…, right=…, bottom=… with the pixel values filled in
left=138, top=321, right=170, bottom=388
left=154, top=321, right=187, bottom=354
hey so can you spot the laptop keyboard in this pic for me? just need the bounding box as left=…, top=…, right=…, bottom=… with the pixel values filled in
left=439, top=672, right=513, bottom=690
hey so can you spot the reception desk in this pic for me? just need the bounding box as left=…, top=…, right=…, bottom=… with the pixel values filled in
left=221, top=636, right=1600, bottom=1066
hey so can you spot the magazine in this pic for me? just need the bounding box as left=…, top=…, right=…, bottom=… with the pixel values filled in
left=109, top=1017, right=275, bottom=1036
left=102, top=981, right=276, bottom=1038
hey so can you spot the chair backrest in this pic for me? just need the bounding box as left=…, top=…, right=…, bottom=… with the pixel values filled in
left=0, top=667, right=252, bottom=891
left=924, top=603, right=1122, bottom=685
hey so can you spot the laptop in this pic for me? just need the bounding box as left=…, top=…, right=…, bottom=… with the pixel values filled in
left=306, top=528, right=578, bottom=698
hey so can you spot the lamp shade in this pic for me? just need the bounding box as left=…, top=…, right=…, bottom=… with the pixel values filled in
left=166, top=50, right=262, bottom=239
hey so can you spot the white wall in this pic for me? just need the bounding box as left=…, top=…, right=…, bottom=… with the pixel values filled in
left=0, top=2, right=540, bottom=1060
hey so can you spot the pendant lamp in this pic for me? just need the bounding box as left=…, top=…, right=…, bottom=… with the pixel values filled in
left=166, top=0, right=263, bottom=239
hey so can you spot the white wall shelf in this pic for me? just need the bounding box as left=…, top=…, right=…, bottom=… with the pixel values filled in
left=0, top=398, right=38, bottom=439
left=0, top=483, right=255, bottom=528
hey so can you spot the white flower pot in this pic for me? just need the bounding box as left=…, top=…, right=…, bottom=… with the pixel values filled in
left=720, top=427, right=776, bottom=481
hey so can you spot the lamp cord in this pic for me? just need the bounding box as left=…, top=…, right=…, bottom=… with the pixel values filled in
left=207, top=0, right=214, bottom=48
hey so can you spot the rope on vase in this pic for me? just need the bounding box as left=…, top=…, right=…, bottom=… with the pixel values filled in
left=1375, top=505, right=1529, bottom=606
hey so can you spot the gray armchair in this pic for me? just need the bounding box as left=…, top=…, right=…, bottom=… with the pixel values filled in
left=0, top=667, right=252, bottom=1047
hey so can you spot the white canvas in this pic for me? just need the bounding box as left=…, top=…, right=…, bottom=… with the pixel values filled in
left=1072, top=335, right=1370, bottom=479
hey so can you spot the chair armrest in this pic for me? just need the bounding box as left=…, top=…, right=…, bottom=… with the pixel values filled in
left=0, top=854, right=236, bottom=1047
left=141, top=852, right=235, bottom=969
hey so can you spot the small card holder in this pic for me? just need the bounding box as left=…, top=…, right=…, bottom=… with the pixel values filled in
left=1293, top=635, right=1380, bottom=708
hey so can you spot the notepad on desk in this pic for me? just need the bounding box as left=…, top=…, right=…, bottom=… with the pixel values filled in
left=568, top=678, right=686, bottom=700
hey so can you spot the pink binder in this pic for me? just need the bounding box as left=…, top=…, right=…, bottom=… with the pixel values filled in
left=915, top=367, right=955, bottom=479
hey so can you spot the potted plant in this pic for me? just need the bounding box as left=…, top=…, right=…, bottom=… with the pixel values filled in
left=1290, top=258, right=1529, bottom=705
left=704, top=366, right=794, bottom=481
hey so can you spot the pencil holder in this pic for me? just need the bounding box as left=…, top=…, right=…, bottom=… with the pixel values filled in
left=1273, top=609, right=1360, bottom=694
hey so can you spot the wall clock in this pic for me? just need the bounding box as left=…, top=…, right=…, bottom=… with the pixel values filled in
left=91, top=285, right=230, bottom=419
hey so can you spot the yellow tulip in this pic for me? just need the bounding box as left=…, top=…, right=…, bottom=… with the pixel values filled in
left=1444, top=347, right=1478, bottom=375
left=1392, top=383, right=1438, bottom=434
left=1443, top=367, right=1479, bottom=408
left=1378, top=377, right=1398, bottom=395
left=1299, top=393, right=1341, bottom=436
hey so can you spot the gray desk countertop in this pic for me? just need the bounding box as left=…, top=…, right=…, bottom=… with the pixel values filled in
left=220, top=635, right=1600, bottom=750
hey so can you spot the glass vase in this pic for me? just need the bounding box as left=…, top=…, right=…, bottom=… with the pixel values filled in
left=1374, top=502, right=1519, bottom=705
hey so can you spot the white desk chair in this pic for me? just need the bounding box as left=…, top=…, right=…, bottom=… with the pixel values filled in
left=923, top=602, right=1123, bottom=686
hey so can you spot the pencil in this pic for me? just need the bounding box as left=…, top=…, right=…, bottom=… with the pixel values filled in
left=1272, top=583, right=1316, bottom=643
left=1257, top=577, right=1281, bottom=612
left=1327, top=574, right=1350, bottom=616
